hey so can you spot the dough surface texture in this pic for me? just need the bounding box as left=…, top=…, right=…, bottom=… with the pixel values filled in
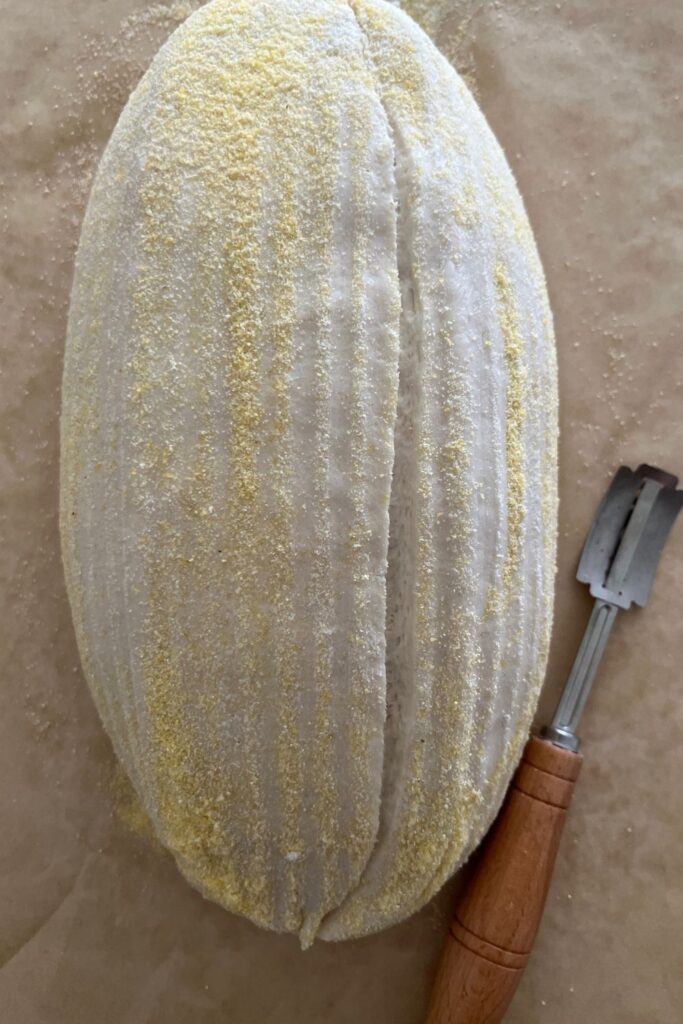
left=60, top=0, right=558, bottom=945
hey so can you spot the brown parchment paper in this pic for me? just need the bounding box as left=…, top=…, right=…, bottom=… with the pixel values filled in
left=2, top=2, right=682, bottom=1022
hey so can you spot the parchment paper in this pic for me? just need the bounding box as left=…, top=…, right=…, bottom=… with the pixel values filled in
left=2, top=2, right=682, bottom=1021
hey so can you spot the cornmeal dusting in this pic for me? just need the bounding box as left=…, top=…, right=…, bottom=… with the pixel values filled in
left=61, top=0, right=558, bottom=946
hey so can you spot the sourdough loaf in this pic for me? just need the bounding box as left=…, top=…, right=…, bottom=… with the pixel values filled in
left=60, top=0, right=558, bottom=945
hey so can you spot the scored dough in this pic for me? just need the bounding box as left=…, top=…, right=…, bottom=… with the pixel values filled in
left=60, top=0, right=557, bottom=946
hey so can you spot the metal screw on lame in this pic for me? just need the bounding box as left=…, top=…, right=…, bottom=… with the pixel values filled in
left=543, top=464, right=683, bottom=752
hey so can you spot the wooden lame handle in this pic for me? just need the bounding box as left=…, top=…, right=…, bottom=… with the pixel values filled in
left=425, top=735, right=582, bottom=1024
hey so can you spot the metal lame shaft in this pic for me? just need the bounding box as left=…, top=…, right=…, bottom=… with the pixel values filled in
left=543, top=599, right=618, bottom=751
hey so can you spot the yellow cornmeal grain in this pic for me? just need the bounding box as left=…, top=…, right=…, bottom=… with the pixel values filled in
left=494, top=260, right=528, bottom=597
left=453, top=179, right=482, bottom=231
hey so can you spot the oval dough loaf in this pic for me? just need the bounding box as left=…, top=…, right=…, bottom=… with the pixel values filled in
left=60, top=0, right=558, bottom=946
